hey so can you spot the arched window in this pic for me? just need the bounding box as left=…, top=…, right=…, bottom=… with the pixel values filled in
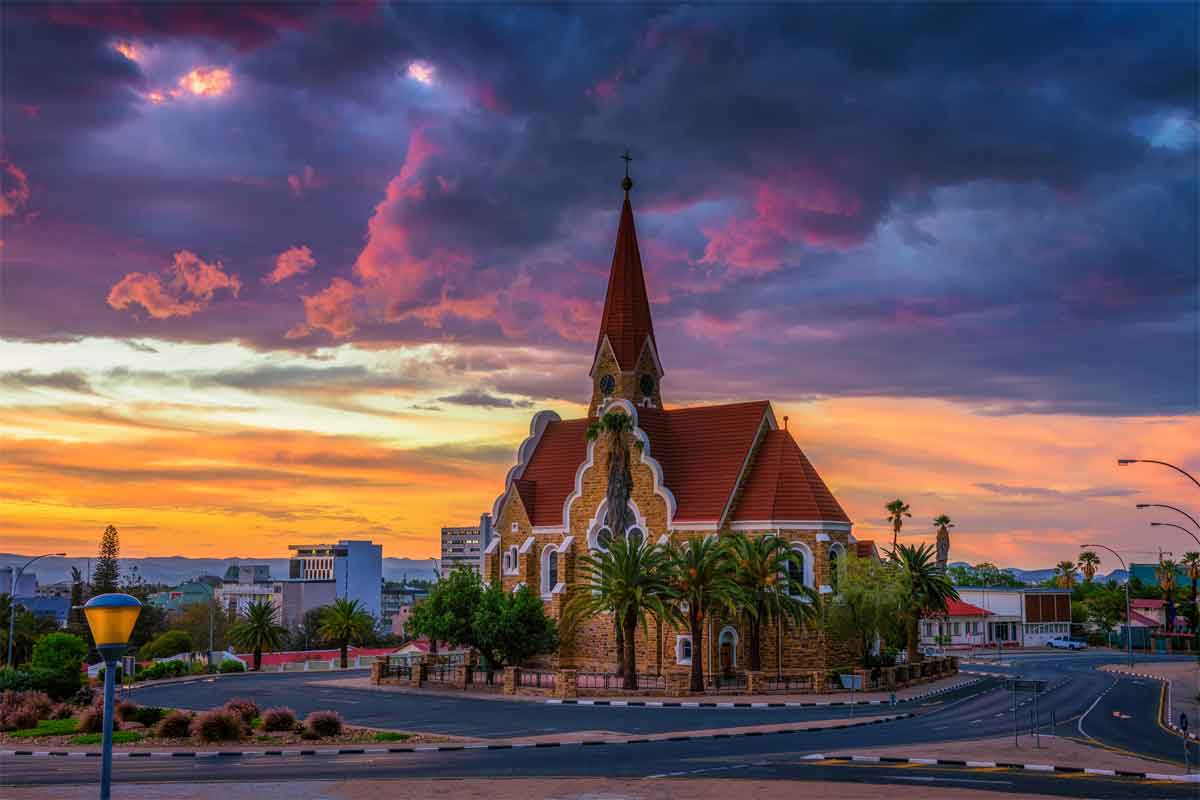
left=503, top=546, right=519, bottom=575
left=626, top=527, right=644, bottom=549
left=786, top=541, right=815, bottom=596
left=540, top=545, right=559, bottom=596
left=829, top=542, right=845, bottom=594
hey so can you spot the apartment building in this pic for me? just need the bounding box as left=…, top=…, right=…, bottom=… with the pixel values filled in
left=439, top=514, right=492, bottom=578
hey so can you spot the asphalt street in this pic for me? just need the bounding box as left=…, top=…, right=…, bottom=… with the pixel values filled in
left=5, top=650, right=1197, bottom=797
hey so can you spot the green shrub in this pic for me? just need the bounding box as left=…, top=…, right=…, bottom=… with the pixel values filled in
left=75, top=704, right=116, bottom=734
left=129, top=705, right=166, bottom=727
left=155, top=710, right=192, bottom=738
left=189, top=709, right=243, bottom=742
left=0, top=668, right=80, bottom=701
left=260, top=706, right=296, bottom=732
left=303, top=710, right=342, bottom=738
left=70, top=731, right=141, bottom=745
left=6, top=717, right=79, bottom=738
left=0, top=669, right=33, bottom=692
left=218, top=659, right=246, bottom=674
left=139, top=631, right=194, bottom=660
left=222, top=698, right=258, bottom=725
left=135, top=660, right=190, bottom=682
left=49, top=702, right=74, bottom=720
left=372, top=731, right=410, bottom=742
left=31, top=633, right=88, bottom=674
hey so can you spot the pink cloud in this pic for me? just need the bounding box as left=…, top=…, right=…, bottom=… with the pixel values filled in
left=266, top=245, right=316, bottom=284
left=0, top=160, right=31, bottom=218
left=107, top=250, right=241, bottom=319
left=301, top=277, right=358, bottom=338
left=700, top=173, right=865, bottom=271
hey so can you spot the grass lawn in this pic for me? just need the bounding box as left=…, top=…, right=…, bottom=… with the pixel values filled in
left=70, top=731, right=143, bottom=745
left=372, top=732, right=411, bottom=742
left=7, top=718, right=82, bottom=738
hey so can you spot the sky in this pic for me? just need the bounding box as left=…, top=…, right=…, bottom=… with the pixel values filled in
left=1, top=3, right=1197, bottom=569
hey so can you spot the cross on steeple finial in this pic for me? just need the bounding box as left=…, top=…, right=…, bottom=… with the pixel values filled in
left=621, top=148, right=633, bottom=192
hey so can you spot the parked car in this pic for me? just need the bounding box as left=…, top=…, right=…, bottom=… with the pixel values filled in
left=1047, top=636, right=1086, bottom=650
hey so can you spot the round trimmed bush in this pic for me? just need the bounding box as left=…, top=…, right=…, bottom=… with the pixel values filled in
left=115, top=698, right=139, bottom=723
left=0, top=704, right=40, bottom=732
left=218, top=660, right=245, bottom=674
left=260, top=706, right=296, bottom=732
left=303, top=710, right=342, bottom=738
left=222, top=697, right=258, bottom=725
left=76, top=704, right=117, bottom=734
left=155, top=710, right=193, bottom=739
left=18, top=690, right=53, bottom=720
left=49, top=702, right=74, bottom=720
left=189, top=709, right=243, bottom=742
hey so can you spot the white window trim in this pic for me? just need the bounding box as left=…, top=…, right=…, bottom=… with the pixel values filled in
left=502, top=546, right=520, bottom=577
left=540, top=545, right=559, bottom=598
left=717, top=626, right=738, bottom=669
left=787, top=540, right=816, bottom=596
left=675, top=634, right=693, bottom=665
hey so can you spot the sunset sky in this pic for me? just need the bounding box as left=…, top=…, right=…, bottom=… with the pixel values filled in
left=1, top=4, right=1196, bottom=569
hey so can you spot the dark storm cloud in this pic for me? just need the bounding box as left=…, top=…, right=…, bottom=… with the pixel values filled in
left=438, top=390, right=534, bottom=409
left=1, top=3, right=1195, bottom=415
left=0, top=370, right=95, bottom=395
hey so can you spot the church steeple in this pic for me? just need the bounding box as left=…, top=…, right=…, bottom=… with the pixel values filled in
left=590, top=151, right=663, bottom=415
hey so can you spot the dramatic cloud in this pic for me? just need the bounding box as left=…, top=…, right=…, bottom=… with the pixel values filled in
left=437, top=389, right=533, bottom=409
left=107, top=250, right=242, bottom=319
left=266, top=245, right=316, bottom=284
left=0, top=160, right=31, bottom=217
left=0, top=370, right=94, bottom=395
left=299, top=277, right=358, bottom=338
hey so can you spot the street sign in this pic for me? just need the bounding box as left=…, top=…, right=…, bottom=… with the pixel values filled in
left=839, top=673, right=864, bottom=691
left=1182, top=712, right=1189, bottom=733
left=1005, top=679, right=1046, bottom=693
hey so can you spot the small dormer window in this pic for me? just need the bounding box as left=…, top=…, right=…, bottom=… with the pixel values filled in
left=639, top=374, right=655, bottom=396
left=599, top=374, right=615, bottom=396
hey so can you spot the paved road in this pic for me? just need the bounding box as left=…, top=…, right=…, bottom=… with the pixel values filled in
left=3, top=731, right=1194, bottom=799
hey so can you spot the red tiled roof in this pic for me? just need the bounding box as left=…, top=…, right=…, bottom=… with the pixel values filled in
left=1130, top=610, right=1161, bottom=627
left=855, top=540, right=878, bottom=559
left=942, top=599, right=992, bottom=617
left=595, top=190, right=656, bottom=371
left=1131, top=599, right=1166, bottom=609
left=517, top=418, right=590, bottom=526
left=640, top=402, right=771, bottom=522
left=731, top=428, right=850, bottom=524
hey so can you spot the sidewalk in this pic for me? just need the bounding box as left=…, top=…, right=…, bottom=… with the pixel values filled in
left=320, top=672, right=980, bottom=706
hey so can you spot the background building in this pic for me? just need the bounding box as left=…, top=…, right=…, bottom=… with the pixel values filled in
left=148, top=580, right=214, bottom=613
left=0, top=567, right=38, bottom=596
left=287, top=540, right=382, bottom=619
left=947, top=587, right=1073, bottom=647
left=214, top=564, right=280, bottom=620
left=440, top=515, right=490, bottom=577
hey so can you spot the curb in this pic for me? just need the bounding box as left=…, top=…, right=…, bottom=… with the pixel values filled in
left=803, top=752, right=1200, bottom=783
left=0, top=712, right=913, bottom=759
left=546, top=677, right=983, bottom=709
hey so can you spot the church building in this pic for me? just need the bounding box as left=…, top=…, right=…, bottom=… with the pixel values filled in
left=483, top=166, right=865, bottom=678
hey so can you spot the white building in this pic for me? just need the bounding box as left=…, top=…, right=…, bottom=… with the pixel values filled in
left=439, top=517, right=489, bottom=578
left=922, top=587, right=1073, bottom=648
left=215, top=565, right=281, bottom=621
left=287, top=540, right=382, bottom=620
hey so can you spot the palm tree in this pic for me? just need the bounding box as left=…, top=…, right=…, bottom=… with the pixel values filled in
left=886, top=499, right=912, bottom=554
left=563, top=534, right=673, bottom=689
left=1054, top=560, right=1077, bottom=590
left=586, top=409, right=637, bottom=674
left=1182, top=552, right=1200, bottom=607
left=932, top=514, right=954, bottom=570
left=891, top=543, right=958, bottom=665
left=1157, top=558, right=1179, bottom=596
left=1077, top=551, right=1101, bottom=583
left=666, top=535, right=742, bottom=692
left=727, top=533, right=819, bottom=671
left=227, top=600, right=286, bottom=671
left=319, top=598, right=376, bottom=668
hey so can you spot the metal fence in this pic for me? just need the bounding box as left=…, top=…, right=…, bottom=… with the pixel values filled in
left=379, top=659, right=412, bottom=681
left=710, top=672, right=748, bottom=694
left=518, top=669, right=557, bottom=690
left=468, top=668, right=502, bottom=691
left=761, top=674, right=817, bottom=694
left=424, top=665, right=454, bottom=684
left=576, top=672, right=665, bottom=692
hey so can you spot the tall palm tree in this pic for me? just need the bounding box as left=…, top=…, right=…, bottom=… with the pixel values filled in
left=1076, top=551, right=1100, bottom=583
left=886, top=499, right=912, bottom=554
left=586, top=409, right=637, bottom=674
left=1181, top=552, right=1200, bottom=607
left=932, top=514, right=954, bottom=570
left=228, top=600, right=286, bottom=671
left=727, top=533, right=819, bottom=671
left=891, top=543, right=958, bottom=664
left=1054, top=560, right=1077, bottom=590
left=319, top=598, right=376, bottom=668
left=666, top=535, right=742, bottom=692
left=563, top=534, right=673, bottom=689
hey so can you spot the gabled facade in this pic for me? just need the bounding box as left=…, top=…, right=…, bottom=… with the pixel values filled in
left=484, top=171, right=860, bottom=676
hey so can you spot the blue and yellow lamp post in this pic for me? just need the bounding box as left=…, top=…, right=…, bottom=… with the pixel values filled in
left=83, top=593, right=141, bottom=800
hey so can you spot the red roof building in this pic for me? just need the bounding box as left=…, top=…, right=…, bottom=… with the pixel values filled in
left=484, top=165, right=859, bottom=675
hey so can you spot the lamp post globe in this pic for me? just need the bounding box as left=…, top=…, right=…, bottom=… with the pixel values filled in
left=84, top=593, right=141, bottom=800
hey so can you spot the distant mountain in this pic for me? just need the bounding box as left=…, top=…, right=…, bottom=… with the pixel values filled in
left=946, top=561, right=1128, bottom=586
left=0, top=554, right=439, bottom=588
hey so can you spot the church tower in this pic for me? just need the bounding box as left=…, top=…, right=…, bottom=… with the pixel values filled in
left=588, top=153, right=664, bottom=416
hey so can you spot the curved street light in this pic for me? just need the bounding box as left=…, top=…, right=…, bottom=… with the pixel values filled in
left=1118, top=459, right=1200, bottom=489
left=1150, top=521, right=1200, bottom=551
left=1080, top=543, right=1133, bottom=668
left=5, top=552, right=66, bottom=668
left=1137, top=503, right=1200, bottom=534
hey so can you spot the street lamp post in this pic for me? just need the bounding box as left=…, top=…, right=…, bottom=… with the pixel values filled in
left=1118, top=459, right=1200, bottom=489
left=5, top=552, right=66, bottom=667
left=1149, top=522, right=1200, bottom=551
left=84, top=593, right=142, bottom=800
left=1082, top=544, right=1133, bottom=669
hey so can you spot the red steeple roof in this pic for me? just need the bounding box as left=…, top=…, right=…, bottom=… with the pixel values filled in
left=595, top=188, right=656, bottom=371
left=731, top=428, right=851, bottom=524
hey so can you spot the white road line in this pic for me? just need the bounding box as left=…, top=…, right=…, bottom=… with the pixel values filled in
left=892, top=776, right=1012, bottom=786
left=1077, top=674, right=1119, bottom=741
